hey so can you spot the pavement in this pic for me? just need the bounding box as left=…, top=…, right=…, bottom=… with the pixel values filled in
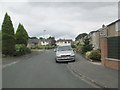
left=67, top=53, right=119, bottom=88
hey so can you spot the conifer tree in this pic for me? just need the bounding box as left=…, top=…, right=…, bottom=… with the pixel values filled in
left=2, top=13, right=15, bottom=55
left=15, top=23, right=29, bottom=46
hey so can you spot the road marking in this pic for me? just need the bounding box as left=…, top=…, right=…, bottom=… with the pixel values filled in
left=2, top=61, right=19, bottom=69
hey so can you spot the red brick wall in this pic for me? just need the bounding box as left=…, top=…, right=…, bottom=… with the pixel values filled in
left=100, top=37, right=107, bottom=65
left=100, top=37, right=120, bottom=70
left=104, top=59, right=120, bottom=70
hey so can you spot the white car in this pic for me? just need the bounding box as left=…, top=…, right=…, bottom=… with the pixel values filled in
left=55, top=45, right=75, bottom=62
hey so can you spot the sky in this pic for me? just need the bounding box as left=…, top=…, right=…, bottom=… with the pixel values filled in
left=0, top=1, right=118, bottom=40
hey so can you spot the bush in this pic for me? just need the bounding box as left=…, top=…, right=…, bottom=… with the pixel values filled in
left=14, top=44, right=31, bottom=56
left=85, top=51, right=91, bottom=58
left=71, top=44, right=76, bottom=48
left=45, top=45, right=55, bottom=49
left=25, top=48, right=31, bottom=53
left=82, top=44, right=93, bottom=54
left=75, top=43, right=83, bottom=52
left=31, top=45, right=56, bottom=49
left=85, top=49, right=101, bottom=61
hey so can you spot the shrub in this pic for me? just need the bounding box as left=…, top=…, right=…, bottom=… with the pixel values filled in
left=71, top=44, right=76, bottom=48
left=14, top=44, right=31, bottom=56
left=37, top=45, right=45, bottom=49
left=85, top=49, right=101, bottom=61
left=25, top=48, right=31, bottom=53
left=75, top=43, right=83, bottom=52
left=31, top=45, right=56, bottom=50
left=85, top=51, right=92, bottom=58
left=45, top=45, right=55, bottom=49
left=82, top=44, right=93, bottom=54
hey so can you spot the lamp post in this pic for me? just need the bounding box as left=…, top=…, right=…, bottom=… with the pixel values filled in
left=43, top=30, right=46, bottom=50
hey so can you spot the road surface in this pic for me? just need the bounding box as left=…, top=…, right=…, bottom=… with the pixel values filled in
left=3, top=50, right=94, bottom=88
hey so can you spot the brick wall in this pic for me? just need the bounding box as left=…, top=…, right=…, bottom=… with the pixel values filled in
left=100, top=37, right=120, bottom=70
left=100, top=37, right=107, bottom=66
left=104, top=59, right=120, bottom=70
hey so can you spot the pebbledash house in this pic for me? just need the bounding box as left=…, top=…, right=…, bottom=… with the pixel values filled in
left=56, top=39, right=73, bottom=46
left=100, top=19, right=120, bottom=70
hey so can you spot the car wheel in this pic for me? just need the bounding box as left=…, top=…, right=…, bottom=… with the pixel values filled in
left=72, top=59, right=75, bottom=62
left=55, top=58, right=58, bottom=63
left=56, top=60, right=58, bottom=63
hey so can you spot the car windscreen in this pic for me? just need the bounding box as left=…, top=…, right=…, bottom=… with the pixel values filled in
left=57, top=46, right=72, bottom=51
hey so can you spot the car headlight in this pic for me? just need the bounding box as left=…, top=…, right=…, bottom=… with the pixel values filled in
left=56, top=54, right=61, bottom=57
left=71, top=54, right=75, bottom=57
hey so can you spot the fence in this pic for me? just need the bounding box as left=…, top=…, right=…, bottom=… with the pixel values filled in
left=107, top=36, right=120, bottom=60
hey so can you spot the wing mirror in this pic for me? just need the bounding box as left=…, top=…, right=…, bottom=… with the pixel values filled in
left=54, top=49, right=57, bottom=52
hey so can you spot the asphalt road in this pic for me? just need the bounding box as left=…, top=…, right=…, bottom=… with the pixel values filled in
left=2, top=49, right=94, bottom=88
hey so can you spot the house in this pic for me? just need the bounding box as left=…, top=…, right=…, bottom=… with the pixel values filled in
left=89, top=29, right=101, bottom=49
left=27, top=38, right=39, bottom=48
left=27, top=36, right=56, bottom=48
left=56, top=39, right=73, bottom=46
left=38, top=37, right=56, bottom=46
left=38, top=38, right=50, bottom=46
left=100, top=19, right=120, bottom=70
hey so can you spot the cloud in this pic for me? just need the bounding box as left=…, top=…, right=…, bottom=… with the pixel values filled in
left=0, top=2, right=118, bottom=40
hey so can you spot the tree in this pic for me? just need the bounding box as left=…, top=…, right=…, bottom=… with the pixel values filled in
left=39, top=37, right=43, bottom=40
left=2, top=13, right=15, bottom=55
left=82, top=37, right=93, bottom=54
left=75, top=33, right=88, bottom=41
left=47, top=36, right=56, bottom=46
left=29, top=37, right=38, bottom=39
left=15, top=23, right=29, bottom=46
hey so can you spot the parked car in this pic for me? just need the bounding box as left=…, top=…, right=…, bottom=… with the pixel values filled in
left=55, top=45, right=75, bottom=62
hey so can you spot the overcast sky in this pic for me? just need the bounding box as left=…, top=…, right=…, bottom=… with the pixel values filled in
left=0, top=2, right=118, bottom=40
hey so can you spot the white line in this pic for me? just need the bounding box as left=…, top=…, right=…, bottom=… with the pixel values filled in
left=2, top=61, right=19, bottom=69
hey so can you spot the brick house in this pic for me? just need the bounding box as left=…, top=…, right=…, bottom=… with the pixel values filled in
left=100, top=19, right=120, bottom=70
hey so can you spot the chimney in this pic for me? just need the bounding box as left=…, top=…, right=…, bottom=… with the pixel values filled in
left=102, top=24, right=105, bottom=28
